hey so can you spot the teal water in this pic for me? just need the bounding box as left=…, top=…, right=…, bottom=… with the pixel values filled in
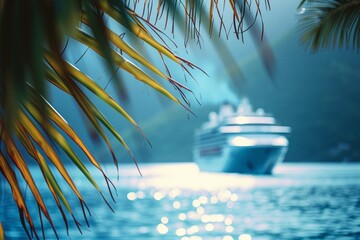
left=1, top=163, right=360, bottom=239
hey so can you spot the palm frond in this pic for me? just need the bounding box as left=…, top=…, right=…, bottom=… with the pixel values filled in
left=0, top=0, right=273, bottom=238
left=298, top=0, right=360, bottom=51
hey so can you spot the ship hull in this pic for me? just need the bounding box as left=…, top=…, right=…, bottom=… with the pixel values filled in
left=194, top=145, right=288, bottom=174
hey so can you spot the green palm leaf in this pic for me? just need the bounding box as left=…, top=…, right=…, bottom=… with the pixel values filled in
left=0, top=0, right=273, bottom=238
left=298, top=0, right=360, bottom=51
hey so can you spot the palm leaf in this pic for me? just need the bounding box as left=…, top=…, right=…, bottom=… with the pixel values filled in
left=81, top=13, right=169, bottom=80
left=17, top=109, right=84, bottom=202
left=0, top=0, right=274, bottom=238
left=15, top=125, right=74, bottom=232
left=0, top=152, right=38, bottom=239
left=68, top=29, right=184, bottom=105
left=0, top=125, right=58, bottom=237
left=0, top=222, right=4, bottom=240
left=98, top=1, right=182, bottom=63
left=298, top=0, right=360, bottom=51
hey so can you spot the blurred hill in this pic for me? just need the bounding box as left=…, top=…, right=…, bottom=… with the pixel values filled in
left=110, top=30, right=360, bottom=163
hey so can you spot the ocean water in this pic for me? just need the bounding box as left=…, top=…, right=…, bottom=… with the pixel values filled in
left=1, top=163, right=360, bottom=240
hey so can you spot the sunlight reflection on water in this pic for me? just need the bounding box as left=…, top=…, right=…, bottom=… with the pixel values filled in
left=1, top=163, right=360, bottom=239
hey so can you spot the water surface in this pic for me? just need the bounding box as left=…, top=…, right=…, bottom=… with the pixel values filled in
left=1, top=163, right=360, bottom=239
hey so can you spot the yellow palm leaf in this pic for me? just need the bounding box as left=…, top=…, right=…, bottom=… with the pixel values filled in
left=0, top=126, right=57, bottom=236
left=0, top=1, right=273, bottom=238
left=15, top=125, right=74, bottom=230
left=17, top=110, right=84, bottom=201
left=68, top=30, right=182, bottom=104
left=0, top=152, right=38, bottom=239
left=0, top=222, right=4, bottom=240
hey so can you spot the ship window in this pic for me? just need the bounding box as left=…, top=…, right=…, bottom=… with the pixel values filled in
left=199, top=147, right=222, bottom=157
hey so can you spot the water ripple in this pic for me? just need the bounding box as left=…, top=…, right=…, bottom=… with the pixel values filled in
left=1, top=163, right=360, bottom=239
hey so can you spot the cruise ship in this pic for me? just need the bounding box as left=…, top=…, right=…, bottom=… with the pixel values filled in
left=194, top=98, right=291, bottom=174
